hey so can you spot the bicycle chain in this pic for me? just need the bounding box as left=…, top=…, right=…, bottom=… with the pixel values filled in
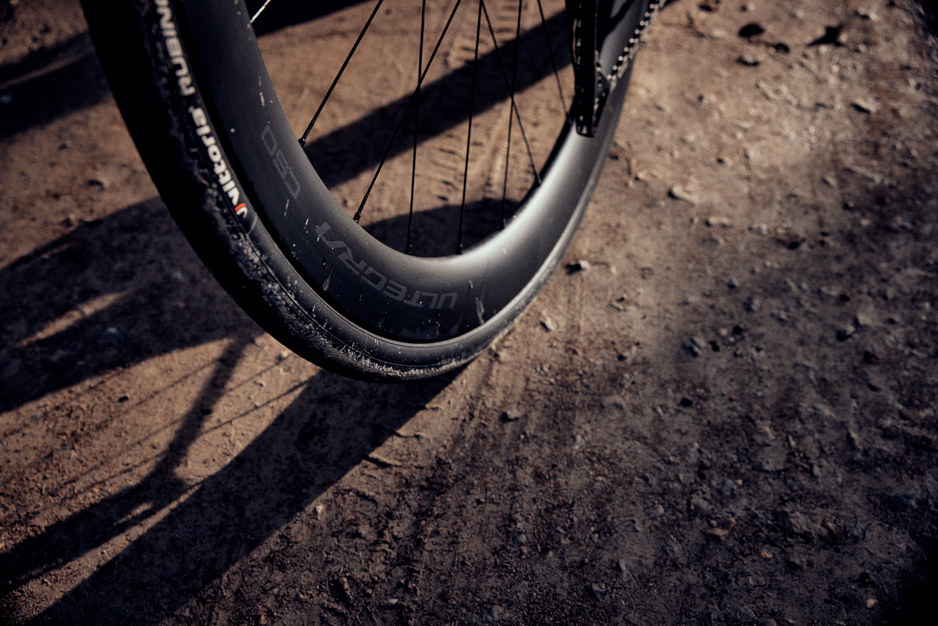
left=571, top=0, right=664, bottom=135
left=607, top=0, right=664, bottom=89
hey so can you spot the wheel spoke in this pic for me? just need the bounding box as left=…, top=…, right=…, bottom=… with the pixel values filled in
left=249, top=0, right=274, bottom=24
left=299, top=0, right=387, bottom=147
left=354, top=0, right=465, bottom=223
left=479, top=0, right=541, bottom=186
left=406, top=0, right=428, bottom=254
left=458, top=0, right=485, bottom=254
left=535, top=0, right=567, bottom=106
left=500, top=0, right=525, bottom=228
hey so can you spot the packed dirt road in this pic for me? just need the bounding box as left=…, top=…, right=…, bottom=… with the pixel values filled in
left=2, top=0, right=938, bottom=623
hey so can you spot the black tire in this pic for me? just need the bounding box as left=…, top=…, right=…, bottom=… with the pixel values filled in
left=81, top=0, right=647, bottom=380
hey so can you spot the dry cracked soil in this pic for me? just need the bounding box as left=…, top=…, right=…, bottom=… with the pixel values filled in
left=2, top=0, right=938, bottom=624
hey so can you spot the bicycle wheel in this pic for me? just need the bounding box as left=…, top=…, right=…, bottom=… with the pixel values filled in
left=81, top=0, right=654, bottom=380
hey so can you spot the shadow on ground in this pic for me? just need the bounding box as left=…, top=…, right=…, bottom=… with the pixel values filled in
left=0, top=199, right=254, bottom=414
left=0, top=195, right=453, bottom=622
left=0, top=182, right=453, bottom=624
left=1, top=364, right=450, bottom=624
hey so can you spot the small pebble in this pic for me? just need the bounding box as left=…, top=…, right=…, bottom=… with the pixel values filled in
left=851, top=98, right=879, bottom=114
left=668, top=185, right=699, bottom=204
left=738, top=23, right=766, bottom=38
left=601, top=395, right=627, bottom=410
left=706, top=216, right=732, bottom=227
left=540, top=314, right=557, bottom=332
left=589, top=582, right=607, bottom=599
left=501, top=409, right=522, bottom=422
left=836, top=324, right=856, bottom=341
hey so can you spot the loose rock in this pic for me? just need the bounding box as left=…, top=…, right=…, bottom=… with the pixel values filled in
left=668, top=185, right=699, bottom=204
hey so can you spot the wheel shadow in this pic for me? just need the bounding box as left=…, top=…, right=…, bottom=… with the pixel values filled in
left=0, top=187, right=456, bottom=624
left=0, top=349, right=452, bottom=624
left=0, top=199, right=255, bottom=414
left=0, top=33, right=106, bottom=141
left=0, top=331, right=256, bottom=601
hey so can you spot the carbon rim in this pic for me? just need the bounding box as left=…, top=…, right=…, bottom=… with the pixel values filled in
left=169, top=0, right=629, bottom=345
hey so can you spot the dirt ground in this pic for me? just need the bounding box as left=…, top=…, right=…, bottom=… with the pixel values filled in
left=2, top=0, right=938, bottom=623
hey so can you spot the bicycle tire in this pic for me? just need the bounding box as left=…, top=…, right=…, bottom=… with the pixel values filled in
left=81, top=0, right=649, bottom=380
